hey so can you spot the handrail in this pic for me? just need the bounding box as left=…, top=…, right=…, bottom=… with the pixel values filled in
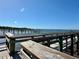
left=5, top=32, right=77, bottom=39
left=5, top=32, right=79, bottom=56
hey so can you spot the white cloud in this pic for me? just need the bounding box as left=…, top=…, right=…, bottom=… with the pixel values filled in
left=20, top=8, right=24, bottom=12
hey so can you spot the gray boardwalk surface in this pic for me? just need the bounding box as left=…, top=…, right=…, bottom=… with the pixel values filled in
left=0, top=50, right=11, bottom=59
left=0, top=45, right=10, bottom=59
left=0, top=45, right=22, bottom=59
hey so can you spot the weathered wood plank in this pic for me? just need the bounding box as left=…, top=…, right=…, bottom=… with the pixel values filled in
left=0, top=50, right=10, bottom=59
left=21, top=40, right=77, bottom=59
left=20, top=49, right=31, bottom=59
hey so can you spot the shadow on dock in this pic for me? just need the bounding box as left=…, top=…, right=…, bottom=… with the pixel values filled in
left=11, top=52, right=22, bottom=59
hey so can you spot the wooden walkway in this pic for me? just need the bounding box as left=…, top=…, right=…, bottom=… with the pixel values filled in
left=0, top=45, right=32, bottom=59
left=0, top=45, right=11, bottom=59
left=0, top=42, right=78, bottom=59
left=0, top=45, right=22, bottom=59
left=0, top=50, right=11, bottom=59
left=0, top=32, right=79, bottom=59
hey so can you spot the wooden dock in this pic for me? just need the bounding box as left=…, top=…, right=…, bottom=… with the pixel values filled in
left=0, top=32, right=79, bottom=59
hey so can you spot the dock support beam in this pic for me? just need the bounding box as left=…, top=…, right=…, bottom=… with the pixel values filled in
left=59, top=36, right=63, bottom=52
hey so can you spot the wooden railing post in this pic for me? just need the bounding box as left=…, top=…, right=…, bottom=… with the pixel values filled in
left=5, top=33, right=15, bottom=55
left=77, top=34, right=79, bottom=55
left=59, top=36, right=63, bottom=52
left=47, top=39, right=50, bottom=47
left=70, top=34, right=74, bottom=56
left=41, top=35, right=45, bottom=45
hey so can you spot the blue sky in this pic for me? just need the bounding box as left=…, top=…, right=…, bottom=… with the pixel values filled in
left=0, top=0, right=79, bottom=29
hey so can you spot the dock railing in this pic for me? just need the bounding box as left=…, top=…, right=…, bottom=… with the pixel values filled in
left=5, top=32, right=79, bottom=56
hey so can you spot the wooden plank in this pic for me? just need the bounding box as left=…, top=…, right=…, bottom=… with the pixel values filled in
left=20, top=49, right=31, bottom=59
left=21, top=40, right=77, bottom=59
left=0, top=50, right=10, bottom=59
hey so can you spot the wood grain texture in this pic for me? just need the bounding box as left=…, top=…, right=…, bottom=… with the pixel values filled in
left=21, top=40, right=77, bottom=59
